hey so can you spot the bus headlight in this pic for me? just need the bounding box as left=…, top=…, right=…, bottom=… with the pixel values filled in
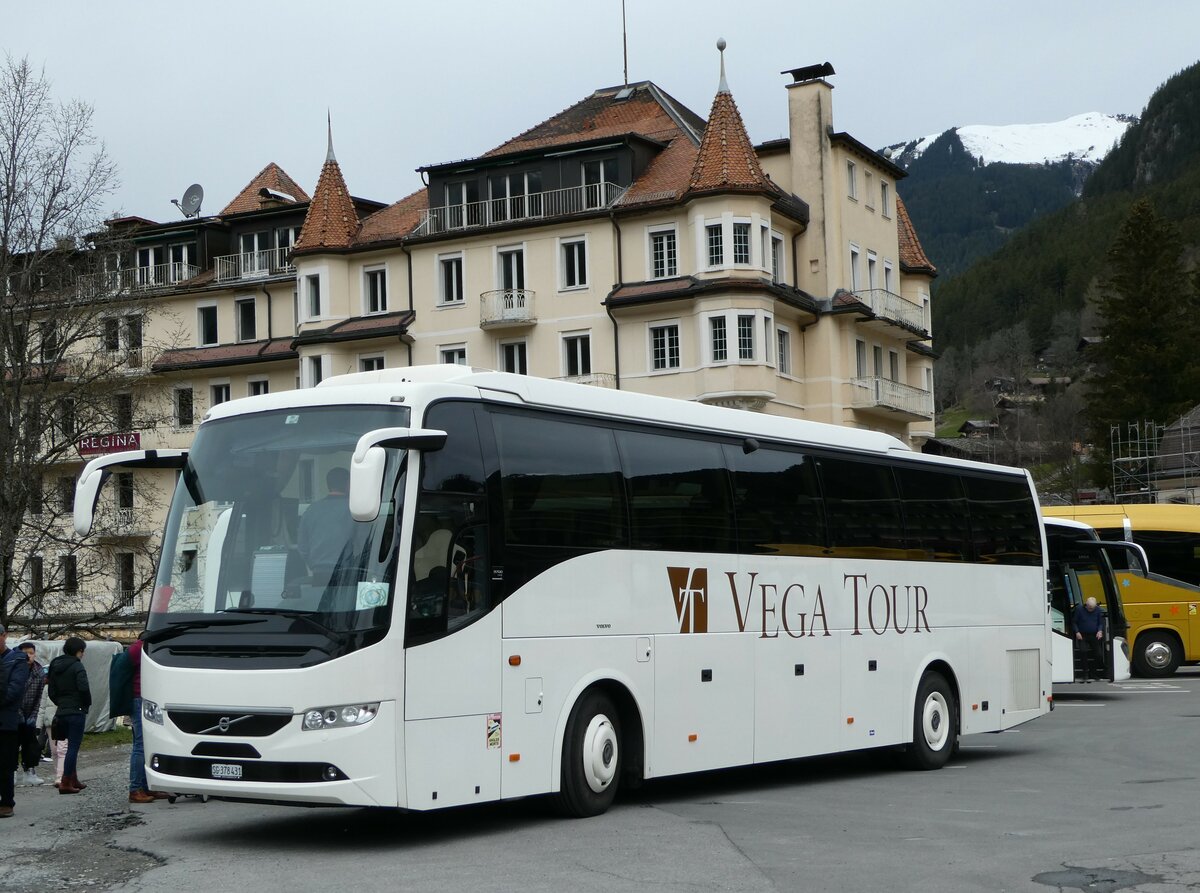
left=302, top=703, right=379, bottom=731
left=143, top=699, right=164, bottom=725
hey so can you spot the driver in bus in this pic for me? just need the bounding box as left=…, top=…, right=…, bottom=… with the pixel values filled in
left=297, top=467, right=354, bottom=579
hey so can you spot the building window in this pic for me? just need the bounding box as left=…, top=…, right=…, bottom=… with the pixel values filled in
left=276, top=226, right=301, bottom=250
left=58, top=476, right=74, bottom=512
left=307, top=356, right=324, bottom=387
left=889, top=350, right=900, bottom=382
left=306, top=274, right=321, bottom=318
left=248, top=379, right=270, bottom=396
left=168, top=242, right=195, bottom=280
left=440, top=345, right=467, bottom=366
left=489, top=170, right=542, bottom=222
left=847, top=160, right=858, bottom=199
left=358, top=356, right=384, bottom=373
left=365, top=268, right=387, bottom=314
left=236, top=298, right=256, bottom=342
left=650, top=228, right=677, bottom=279
left=710, top=316, right=728, bottom=362
left=771, top=235, right=784, bottom=284
left=855, top=339, right=867, bottom=378
left=777, top=327, right=791, bottom=375
left=873, top=345, right=883, bottom=377
left=116, top=553, right=135, bottom=606
left=563, top=334, right=591, bottom=377
left=59, top=554, right=77, bottom=596
left=737, top=314, right=755, bottom=360
left=733, top=222, right=751, bottom=265
left=925, top=367, right=933, bottom=392
left=884, top=261, right=894, bottom=293
left=174, top=388, right=193, bottom=428
left=39, top=320, right=58, bottom=362
left=198, top=305, right=217, bottom=346
left=864, top=170, right=875, bottom=209
left=56, top=398, right=76, bottom=440
left=881, top=181, right=891, bottom=218
left=29, top=556, right=43, bottom=600
left=114, top=393, right=133, bottom=430
left=582, top=158, right=618, bottom=208
left=102, top=317, right=120, bottom=352
left=498, top=247, right=525, bottom=291
left=501, top=341, right=527, bottom=375
left=117, top=472, right=134, bottom=510
left=763, top=315, right=773, bottom=365
left=210, top=383, right=230, bottom=406
left=650, top=324, right=680, bottom=371
left=439, top=254, right=464, bottom=304
left=29, top=478, right=42, bottom=517
left=849, top=244, right=861, bottom=292
left=706, top=224, right=723, bottom=267
left=561, top=238, right=587, bottom=289
left=867, top=251, right=878, bottom=290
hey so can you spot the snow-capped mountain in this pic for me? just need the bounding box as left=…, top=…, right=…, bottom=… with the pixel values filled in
left=885, top=112, right=1136, bottom=169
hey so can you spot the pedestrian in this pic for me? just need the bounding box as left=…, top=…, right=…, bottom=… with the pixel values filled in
left=47, top=637, right=90, bottom=795
left=1073, top=596, right=1107, bottom=682
left=0, top=623, right=33, bottom=818
left=15, top=642, right=45, bottom=786
left=124, top=633, right=166, bottom=804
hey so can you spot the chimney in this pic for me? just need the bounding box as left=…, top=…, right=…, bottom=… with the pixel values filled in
left=782, top=62, right=836, bottom=296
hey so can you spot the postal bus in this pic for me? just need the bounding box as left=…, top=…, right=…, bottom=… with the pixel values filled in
left=1043, top=504, right=1200, bottom=677
left=1042, top=516, right=1135, bottom=683
left=75, top=365, right=1051, bottom=816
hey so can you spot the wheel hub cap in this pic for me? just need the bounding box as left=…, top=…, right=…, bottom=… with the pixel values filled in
left=1146, top=642, right=1172, bottom=669
left=922, top=692, right=950, bottom=751
left=582, top=714, right=618, bottom=794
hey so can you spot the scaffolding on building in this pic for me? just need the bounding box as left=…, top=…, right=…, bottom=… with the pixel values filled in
left=1110, top=419, right=1200, bottom=504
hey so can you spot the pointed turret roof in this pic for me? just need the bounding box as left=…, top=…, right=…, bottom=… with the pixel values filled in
left=219, top=163, right=309, bottom=216
left=293, top=123, right=360, bottom=254
left=687, top=43, right=770, bottom=196
left=896, top=195, right=937, bottom=277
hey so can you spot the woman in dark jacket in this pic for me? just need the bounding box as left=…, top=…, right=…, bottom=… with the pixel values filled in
left=47, top=638, right=90, bottom=795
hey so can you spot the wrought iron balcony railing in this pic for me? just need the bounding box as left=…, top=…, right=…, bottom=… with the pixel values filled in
left=214, top=246, right=294, bottom=282
left=850, top=376, right=934, bottom=419
left=480, top=289, right=535, bottom=328
left=78, top=263, right=199, bottom=298
left=556, top=372, right=617, bottom=388
left=852, top=288, right=928, bottom=336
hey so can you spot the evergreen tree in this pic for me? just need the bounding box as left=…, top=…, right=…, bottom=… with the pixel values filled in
left=1086, top=198, right=1200, bottom=479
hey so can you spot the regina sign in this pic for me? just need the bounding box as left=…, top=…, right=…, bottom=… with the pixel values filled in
left=77, top=432, right=140, bottom=456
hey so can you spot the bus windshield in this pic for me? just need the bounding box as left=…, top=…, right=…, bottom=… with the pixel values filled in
left=149, top=405, right=410, bottom=638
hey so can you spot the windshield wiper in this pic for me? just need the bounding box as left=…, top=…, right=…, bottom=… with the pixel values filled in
left=222, top=608, right=344, bottom=641
left=144, top=616, right=267, bottom=644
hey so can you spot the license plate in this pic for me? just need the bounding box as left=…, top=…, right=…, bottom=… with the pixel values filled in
left=210, top=763, right=242, bottom=780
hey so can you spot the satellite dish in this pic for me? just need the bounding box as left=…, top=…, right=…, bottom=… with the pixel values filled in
left=179, top=184, right=204, bottom=217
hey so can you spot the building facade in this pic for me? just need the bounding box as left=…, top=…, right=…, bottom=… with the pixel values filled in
left=17, top=57, right=938, bottom=630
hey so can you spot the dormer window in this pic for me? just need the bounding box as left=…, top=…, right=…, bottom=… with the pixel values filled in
left=582, top=158, right=618, bottom=208
left=489, top=171, right=542, bottom=222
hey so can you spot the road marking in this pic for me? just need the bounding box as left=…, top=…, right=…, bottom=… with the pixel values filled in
left=1054, top=702, right=1107, bottom=707
left=959, top=744, right=998, bottom=749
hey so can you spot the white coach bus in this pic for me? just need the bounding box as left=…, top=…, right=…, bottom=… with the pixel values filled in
left=75, top=365, right=1051, bottom=816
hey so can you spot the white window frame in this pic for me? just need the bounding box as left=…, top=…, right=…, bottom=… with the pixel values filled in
left=302, top=271, right=327, bottom=321
left=248, top=378, right=270, bottom=397
left=561, top=331, right=592, bottom=378
left=705, top=222, right=724, bottom=269
left=732, top=219, right=752, bottom=266
left=437, top=252, right=465, bottom=306
left=855, top=338, right=867, bottom=378
left=849, top=243, right=862, bottom=293
left=303, top=355, right=330, bottom=388
left=709, top=315, right=728, bottom=364
left=888, top=349, right=900, bottom=382
left=864, top=170, right=875, bottom=210
left=647, top=225, right=679, bottom=280
left=358, top=354, right=385, bottom=373
left=559, top=235, right=588, bottom=291
left=883, top=260, right=895, bottom=294
left=196, top=302, right=218, bottom=347
left=776, top=326, right=792, bottom=376
left=880, top=180, right=891, bottom=218
left=439, top=343, right=468, bottom=366
left=499, top=339, right=528, bottom=375
left=867, top=250, right=878, bottom=291
left=209, top=380, right=231, bottom=407
left=771, top=232, right=785, bottom=284
left=846, top=160, right=858, bottom=200
left=702, top=309, right=775, bottom=365
left=495, top=244, right=526, bottom=291
left=235, top=296, right=256, bottom=343
left=364, top=265, right=388, bottom=315
left=648, top=320, right=682, bottom=372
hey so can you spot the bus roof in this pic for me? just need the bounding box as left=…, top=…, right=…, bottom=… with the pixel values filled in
left=1043, top=504, right=1200, bottom=533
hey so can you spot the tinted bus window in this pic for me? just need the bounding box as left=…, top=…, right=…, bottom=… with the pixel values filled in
left=963, top=475, right=1041, bottom=566
left=894, top=466, right=970, bottom=561
left=617, top=430, right=734, bottom=553
left=420, top=401, right=486, bottom=495
left=1131, top=530, right=1200, bottom=585
left=818, top=456, right=906, bottom=558
left=493, top=412, right=624, bottom=549
left=725, top=445, right=825, bottom=555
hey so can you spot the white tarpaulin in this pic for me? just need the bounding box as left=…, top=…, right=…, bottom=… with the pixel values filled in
left=19, top=639, right=124, bottom=733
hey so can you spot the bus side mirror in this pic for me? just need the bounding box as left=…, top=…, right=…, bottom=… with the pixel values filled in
left=349, top=427, right=447, bottom=522
left=74, top=449, right=188, bottom=536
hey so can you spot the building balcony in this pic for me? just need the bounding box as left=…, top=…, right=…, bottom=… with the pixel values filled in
left=27, top=589, right=141, bottom=620
left=850, top=376, right=934, bottom=421
left=101, top=347, right=144, bottom=370
left=214, top=246, right=294, bottom=283
left=480, top=289, right=536, bottom=329
left=415, top=182, right=626, bottom=237
left=850, top=288, right=929, bottom=339
left=93, top=507, right=153, bottom=539
left=556, top=372, right=616, bottom=388
left=78, top=263, right=199, bottom=298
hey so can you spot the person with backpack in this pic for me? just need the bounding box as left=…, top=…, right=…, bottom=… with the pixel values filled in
left=47, top=638, right=90, bottom=795
left=0, top=623, right=33, bottom=818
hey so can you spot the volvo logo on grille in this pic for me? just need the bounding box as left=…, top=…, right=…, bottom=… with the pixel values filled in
left=199, top=714, right=252, bottom=736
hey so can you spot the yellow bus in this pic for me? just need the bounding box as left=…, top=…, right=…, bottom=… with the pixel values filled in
left=1043, top=504, right=1200, bottom=677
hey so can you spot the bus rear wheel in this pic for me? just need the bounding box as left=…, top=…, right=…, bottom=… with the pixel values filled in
left=1133, top=631, right=1181, bottom=678
left=902, top=671, right=957, bottom=771
left=555, top=690, right=621, bottom=818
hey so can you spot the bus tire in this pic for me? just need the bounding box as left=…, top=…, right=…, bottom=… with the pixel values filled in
left=902, top=671, right=957, bottom=771
left=555, top=689, right=621, bottom=818
left=1133, top=631, right=1181, bottom=678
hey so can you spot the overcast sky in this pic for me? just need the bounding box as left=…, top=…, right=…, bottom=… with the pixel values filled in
left=6, top=1, right=1199, bottom=220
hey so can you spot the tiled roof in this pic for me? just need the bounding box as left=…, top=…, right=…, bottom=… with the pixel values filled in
left=152, top=338, right=298, bottom=373
left=606, top=276, right=818, bottom=315
left=895, top=195, right=937, bottom=276
left=293, top=158, right=359, bottom=254
left=219, top=163, right=309, bottom=216
left=620, top=136, right=699, bottom=205
left=293, top=310, right=414, bottom=346
left=355, top=190, right=429, bottom=247
left=688, top=86, right=770, bottom=195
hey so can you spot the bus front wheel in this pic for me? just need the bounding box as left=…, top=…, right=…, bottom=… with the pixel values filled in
left=902, top=671, right=957, bottom=771
left=555, top=689, right=621, bottom=818
left=1133, top=631, right=1181, bottom=678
